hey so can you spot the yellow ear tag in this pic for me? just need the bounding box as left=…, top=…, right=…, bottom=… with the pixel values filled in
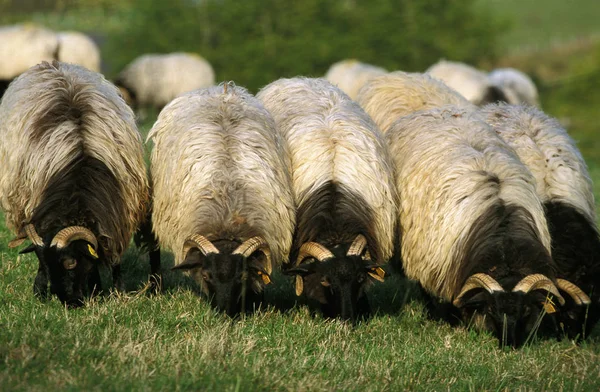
left=368, top=267, right=385, bottom=282
left=88, top=244, right=99, bottom=259
left=261, top=273, right=271, bottom=285
left=542, top=298, right=556, bottom=314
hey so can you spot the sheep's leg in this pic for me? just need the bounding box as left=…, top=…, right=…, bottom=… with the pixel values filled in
left=33, top=262, right=49, bottom=300
left=112, top=264, right=125, bottom=292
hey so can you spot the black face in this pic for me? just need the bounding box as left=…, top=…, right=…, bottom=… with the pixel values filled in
left=288, top=254, right=380, bottom=321
left=459, top=291, right=550, bottom=348
left=173, top=249, right=269, bottom=317
left=22, top=240, right=100, bottom=307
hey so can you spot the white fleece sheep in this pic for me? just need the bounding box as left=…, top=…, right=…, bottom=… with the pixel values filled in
left=356, top=71, right=474, bottom=133
left=117, top=52, right=215, bottom=109
left=0, top=24, right=58, bottom=79
left=148, top=83, right=295, bottom=268
left=324, top=59, right=387, bottom=100
left=56, top=31, right=101, bottom=72
left=488, top=68, right=540, bottom=107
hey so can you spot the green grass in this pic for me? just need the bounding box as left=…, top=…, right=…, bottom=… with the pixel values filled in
left=477, top=0, right=600, bottom=52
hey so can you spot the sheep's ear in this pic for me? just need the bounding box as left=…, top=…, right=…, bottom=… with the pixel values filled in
left=283, top=262, right=317, bottom=277
left=458, top=291, right=488, bottom=309
left=171, top=248, right=203, bottom=271
left=18, top=244, right=37, bottom=255
left=249, top=265, right=272, bottom=285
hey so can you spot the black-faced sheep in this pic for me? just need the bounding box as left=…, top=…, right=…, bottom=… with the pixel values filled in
left=257, top=77, right=396, bottom=321
left=324, top=59, right=387, bottom=100
left=488, top=68, right=540, bottom=107
left=482, top=103, right=597, bottom=339
left=148, top=83, right=295, bottom=317
left=115, top=52, right=215, bottom=111
left=426, top=60, right=509, bottom=106
left=0, top=61, right=150, bottom=306
left=356, top=71, right=475, bottom=133
left=387, top=105, right=573, bottom=347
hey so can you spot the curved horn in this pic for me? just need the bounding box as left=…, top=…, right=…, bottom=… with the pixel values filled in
left=556, top=278, right=591, bottom=306
left=512, top=274, right=565, bottom=306
left=25, top=224, right=44, bottom=247
left=181, top=234, right=219, bottom=260
left=233, top=236, right=272, bottom=274
left=296, top=242, right=334, bottom=265
left=50, top=226, right=97, bottom=250
left=453, top=273, right=504, bottom=307
left=347, top=234, right=368, bottom=257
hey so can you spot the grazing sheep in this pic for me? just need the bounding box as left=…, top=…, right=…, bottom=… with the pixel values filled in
left=324, top=59, right=387, bottom=100
left=56, top=31, right=101, bottom=72
left=426, top=60, right=508, bottom=106
left=257, top=77, right=396, bottom=321
left=148, top=83, right=295, bottom=317
left=0, top=61, right=150, bottom=306
left=115, top=52, right=215, bottom=110
left=388, top=105, right=579, bottom=347
left=482, top=103, right=597, bottom=339
left=0, top=24, right=59, bottom=94
left=488, top=68, right=540, bottom=107
left=357, top=71, right=474, bottom=133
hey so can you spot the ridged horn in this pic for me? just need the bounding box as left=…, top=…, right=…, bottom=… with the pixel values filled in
left=25, top=224, right=44, bottom=247
left=296, top=242, right=334, bottom=265
left=512, top=274, right=565, bottom=306
left=181, top=234, right=219, bottom=260
left=233, top=236, right=272, bottom=275
left=50, top=226, right=97, bottom=250
left=453, top=273, right=504, bottom=307
left=556, top=278, right=591, bottom=306
left=347, top=234, right=368, bottom=257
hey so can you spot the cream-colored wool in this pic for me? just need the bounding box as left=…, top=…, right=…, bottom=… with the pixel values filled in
left=388, top=106, right=551, bottom=301
left=426, top=60, right=496, bottom=105
left=488, top=68, right=540, bottom=107
left=257, top=77, right=397, bottom=264
left=482, top=104, right=595, bottom=224
left=324, top=59, right=387, bottom=100
left=0, top=24, right=58, bottom=79
left=148, top=84, right=295, bottom=266
left=357, top=71, right=474, bottom=133
left=57, top=31, right=101, bottom=72
left=0, top=61, right=149, bottom=262
left=118, top=52, right=215, bottom=108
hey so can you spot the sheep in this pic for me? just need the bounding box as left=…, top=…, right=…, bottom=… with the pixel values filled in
left=115, top=52, right=215, bottom=111
left=56, top=31, right=101, bottom=72
left=0, top=61, right=150, bottom=306
left=148, top=83, right=295, bottom=317
left=324, top=59, right=387, bottom=100
left=387, top=105, right=584, bottom=347
left=356, top=71, right=475, bottom=133
left=426, top=60, right=509, bottom=106
left=257, top=77, right=396, bottom=321
left=482, top=103, right=597, bottom=339
left=488, top=68, right=540, bottom=107
left=0, top=24, right=59, bottom=94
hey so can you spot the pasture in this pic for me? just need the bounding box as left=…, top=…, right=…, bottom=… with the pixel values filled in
left=2, top=68, right=600, bottom=390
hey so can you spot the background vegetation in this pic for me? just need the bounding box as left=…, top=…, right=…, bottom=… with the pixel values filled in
left=1, top=0, right=600, bottom=390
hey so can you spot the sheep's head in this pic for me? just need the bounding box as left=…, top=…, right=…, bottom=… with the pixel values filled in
left=286, top=235, right=384, bottom=321
left=452, top=273, right=589, bottom=347
left=15, top=224, right=102, bottom=307
left=173, top=235, right=272, bottom=317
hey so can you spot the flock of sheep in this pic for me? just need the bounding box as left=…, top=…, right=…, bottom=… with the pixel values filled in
left=0, top=24, right=598, bottom=349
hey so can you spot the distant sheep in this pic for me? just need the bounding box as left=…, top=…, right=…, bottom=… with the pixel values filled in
left=116, top=52, right=215, bottom=110
left=148, top=83, right=295, bottom=316
left=388, top=105, right=570, bottom=347
left=0, top=24, right=58, bottom=83
left=0, top=61, right=150, bottom=306
left=324, top=59, right=387, bottom=100
left=426, top=60, right=508, bottom=106
left=482, top=103, right=596, bottom=339
left=489, top=68, right=540, bottom=106
left=257, top=77, right=396, bottom=321
left=357, top=71, right=474, bottom=133
left=56, top=31, right=101, bottom=72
